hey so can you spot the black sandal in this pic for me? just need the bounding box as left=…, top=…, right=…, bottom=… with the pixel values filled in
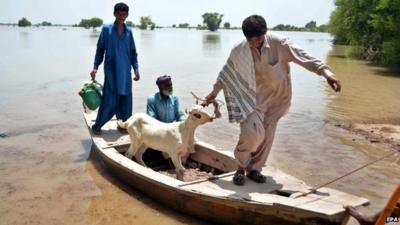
left=233, top=170, right=246, bottom=186
left=247, top=170, right=266, bottom=183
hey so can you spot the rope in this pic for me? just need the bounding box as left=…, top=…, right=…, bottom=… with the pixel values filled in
left=190, top=92, right=224, bottom=106
left=293, top=149, right=400, bottom=198
left=190, top=92, right=224, bottom=119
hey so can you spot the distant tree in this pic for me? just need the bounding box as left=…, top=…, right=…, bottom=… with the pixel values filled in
left=41, top=21, right=52, bottom=26
left=139, top=16, right=155, bottom=30
left=272, top=24, right=302, bottom=31
left=305, top=21, right=317, bottom=31
left=178, top=23, right=189, bottom=28
left=126, top=21, right=134, bottom=27
left=78, top=17, right=103, bottom=30
left=89, top=18, right=103, bottom=29
left=202, top=12, right=223, bottom=31
left=223, top=22, right=230, bottom=29
left=317, top=24, right=328, bottom=32
left=196, top=24, right=204, bottom=30
left=18, top=17, right=31, bottom=27
left=305, top=21, right=317, bottom=29
left=172, top=24, right=176, bottom=28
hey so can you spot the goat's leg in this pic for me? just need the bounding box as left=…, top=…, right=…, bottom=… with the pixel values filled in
left=134, top=144, right=147, bottom=166
left=125, top=144, right=136, bottom=159
left=170, top=155, right=186, bottom=181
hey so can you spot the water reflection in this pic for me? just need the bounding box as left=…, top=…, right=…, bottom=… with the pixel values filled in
left=325, top=45, right=400, bottom=123
left=19, top=30, right=30, bottom=48
left=202, top=33, right=221, bottom=55
left=85, top=148, right=209, bottom=225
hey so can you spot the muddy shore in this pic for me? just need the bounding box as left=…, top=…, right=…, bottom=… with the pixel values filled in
left=334, top=120, right=400, bottom=152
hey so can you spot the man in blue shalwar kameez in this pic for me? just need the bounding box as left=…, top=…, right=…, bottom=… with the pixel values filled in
left=90, top=2, right=139, bottom=135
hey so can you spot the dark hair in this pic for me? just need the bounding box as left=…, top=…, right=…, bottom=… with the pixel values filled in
left=114, top=2, right=129, bottom=13
left=242, top=15, right=267, bottom=38
left=156, top=75, right=172, bottom=86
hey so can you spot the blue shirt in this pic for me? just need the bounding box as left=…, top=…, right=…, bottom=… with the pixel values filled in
left=147, top=93, right=185, bottom=123
left=93, top=23, right=138, bottom=95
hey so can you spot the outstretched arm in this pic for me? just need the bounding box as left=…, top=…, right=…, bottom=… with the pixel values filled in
left=283, top=40, right=341, bottom=92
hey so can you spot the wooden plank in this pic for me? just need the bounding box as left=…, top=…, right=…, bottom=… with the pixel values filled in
left=192, top=142, right=237, bottom=172
left=104, top=141, right=130, bottom=149
left=178, top=171, right=236, bottom=187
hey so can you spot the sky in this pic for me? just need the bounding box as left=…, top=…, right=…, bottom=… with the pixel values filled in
left=0, top=0, right=335, bottom=27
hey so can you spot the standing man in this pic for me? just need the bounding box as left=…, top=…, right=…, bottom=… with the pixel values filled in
left=147, top=75, right=185, bottom=123
left=90, top=2, right=139, bottom=135
left=205, top=15, right=341, bottom=185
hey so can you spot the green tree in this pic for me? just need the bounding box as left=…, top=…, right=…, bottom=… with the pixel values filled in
left=41, top=21, right=52, bottom=26
left=272, top=24, right=302, bottom=31
left=317, top=24, right=328, bottom=32
left=18, top=17, right=31, bottom=27
left=223, top=22, right=230, bottom=29
left=139, top=16, right=155, bottom=30
left=178, top=23, right=189, bottom=28
left=202, top=12, right=223, bottom=31
left=328, top=0, right=400, bottom=66
left=126, top=21, right=134, bottom=27
left=305, top=21, right=317, bottom=31
left=196, top=24, right=206, bottom=30
left=78, top=17, right=103, bottom=30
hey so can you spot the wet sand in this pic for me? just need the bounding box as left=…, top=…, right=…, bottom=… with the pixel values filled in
left=1, top=27, right=399, bottom=225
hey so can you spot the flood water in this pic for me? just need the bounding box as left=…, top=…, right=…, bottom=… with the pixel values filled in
left=0, top=26, right=399, bottom=225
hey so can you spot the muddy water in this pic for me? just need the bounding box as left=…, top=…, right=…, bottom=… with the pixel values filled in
left=0, top=26, right=399, bottom=225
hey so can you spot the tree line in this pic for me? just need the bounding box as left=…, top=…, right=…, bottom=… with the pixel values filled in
left=328, top=0, right=400, bottom=66
left=272, top=21, right=328, bottom=32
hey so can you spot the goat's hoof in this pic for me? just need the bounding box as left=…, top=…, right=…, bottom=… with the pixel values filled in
left=177, top=170, right=185, bottom=181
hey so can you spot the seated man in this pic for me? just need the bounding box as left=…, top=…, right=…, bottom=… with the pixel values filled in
left=147, top=75, right=185, bottom=123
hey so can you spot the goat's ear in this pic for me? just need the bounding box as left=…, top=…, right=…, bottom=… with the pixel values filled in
left=193, top=113, right=201, bottom=119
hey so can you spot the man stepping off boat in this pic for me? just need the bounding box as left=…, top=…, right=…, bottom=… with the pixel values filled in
left=90, top=2, right=140, bottom=135
left=205, top=15, right=341, bottom=186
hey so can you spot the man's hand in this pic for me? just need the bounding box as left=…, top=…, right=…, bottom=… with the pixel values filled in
left=90, top=69, right=97, bottom=80
left=133, top=70, right=140, bottom=81
left=326, top=75, right=341, bottom=92
left=205, top=92, right=217, bottom=105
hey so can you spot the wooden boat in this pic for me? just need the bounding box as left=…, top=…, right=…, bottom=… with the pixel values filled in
left=84, top=111, right=369, bottom=225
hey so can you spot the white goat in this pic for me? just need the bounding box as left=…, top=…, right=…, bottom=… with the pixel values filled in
left=117, top=105, right=218, bottom=180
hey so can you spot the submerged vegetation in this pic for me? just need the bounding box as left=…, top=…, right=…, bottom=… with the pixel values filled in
left=328, top=0, right=400, bottom=66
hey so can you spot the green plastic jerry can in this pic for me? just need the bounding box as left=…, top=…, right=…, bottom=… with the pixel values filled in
left=79, top=80, right=103, bottom=110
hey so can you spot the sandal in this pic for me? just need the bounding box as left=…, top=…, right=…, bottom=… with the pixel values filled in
left=247, top=170, right=266, bottom=183
left=232, top=169, right=246, bottom=186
